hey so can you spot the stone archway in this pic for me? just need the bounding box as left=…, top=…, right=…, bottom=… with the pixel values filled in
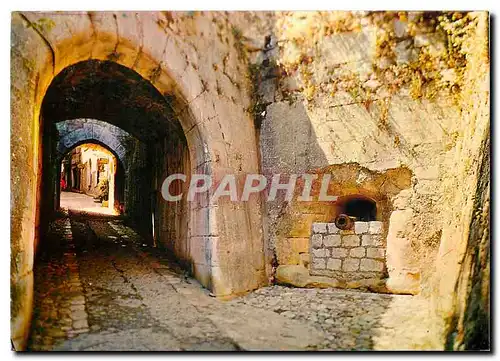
left=54, top=120, right=133, bottom=215
left=11, top=11, right=266, bottom=350
left=56, top=119, right=132, bottom=169
left=57, top=139, right=127, bottom=213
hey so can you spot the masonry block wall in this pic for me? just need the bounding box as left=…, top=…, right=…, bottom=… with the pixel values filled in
left=310, top=221, right=387, bottom=281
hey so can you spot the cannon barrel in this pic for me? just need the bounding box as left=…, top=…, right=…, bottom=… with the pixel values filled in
left=334, top=214, right=357, bottom=230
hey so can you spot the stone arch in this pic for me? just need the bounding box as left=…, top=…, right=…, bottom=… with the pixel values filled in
left=54, top=138, right=129, bottom=204
left=56, top=119, right=131, bottom=169
left=40, top=58, right=192, bottom=253
left=11, top=11, right=266, bottom=349
left=17, top=12, right=211, bottom=165
left=57, top=140, right=126, bottom=213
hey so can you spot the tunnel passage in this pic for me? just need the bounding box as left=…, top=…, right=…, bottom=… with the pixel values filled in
left=55, top=119, right=144, bottom=217
left=56, top=119, right=131, bottom=169
left=11, top=13, right=269, bottom=350
left=40, top=59, right=190, bottom=259
left=59, top=142, right=123, bottom=215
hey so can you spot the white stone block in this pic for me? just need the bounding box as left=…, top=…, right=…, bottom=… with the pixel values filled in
left=354, top=222, right=369, bottom=234
left=342, top=235, right=360, bottom=247
left=349, top=247, right=366, bottom=258
left=360, top=258, right=384, bottom=272
left=342, top=258, right=360, bottom=272
left=312, top=223, right=328, bottom=234
left=311, top=234, right=323, bottom=248
left=369, top=221, right=384, bottom=234
left=367, top=247, right=385, bottom=259
left=327, top=258, right=342, bottom=271
left=361, top=234, right=384, bottom=247
left=312, top=248, right=329, bottom=258
left=312, top=258, right=326, bottom=269
left=323, top=235, right=341, bottom=247
left=327, top=223, right=340, bottom=234
left=330, top=247, right=348, bottom=258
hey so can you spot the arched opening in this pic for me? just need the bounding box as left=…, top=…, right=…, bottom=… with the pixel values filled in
left=343, top=198, right=377, bottom=222
left=39, top=59, right=190, bottom=256
left=59, top=143, right=120, bottom=215
left=334, top=195, right=378, bottom=222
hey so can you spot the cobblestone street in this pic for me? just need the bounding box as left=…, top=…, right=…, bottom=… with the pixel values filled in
left=230, top=286, right=438, bottom=350
left=28, top=208, right=439, bottom=351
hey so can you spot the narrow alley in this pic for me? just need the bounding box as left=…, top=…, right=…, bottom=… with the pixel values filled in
left=28, top=203, right=436, bottom=351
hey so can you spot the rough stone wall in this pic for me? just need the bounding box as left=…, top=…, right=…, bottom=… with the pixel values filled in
left=310, top=221, right=386, bottom=281
left=232, top=10, right=489, bottom=349
left=231, top=11, right=486, bottom=296
left=152, top=134, right=191, bottom=268
left=429, top=12, right=490, bottom=350
left=121, top=136, right=149, bottom=226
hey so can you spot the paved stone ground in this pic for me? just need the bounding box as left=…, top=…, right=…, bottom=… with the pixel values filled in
left=229, top=286, right=439, bottom=350
left=28, top=207, right=439, bottom=351
left=28, top=210, right=323, bottom=351
left=60, top=191, right=116, bottom=215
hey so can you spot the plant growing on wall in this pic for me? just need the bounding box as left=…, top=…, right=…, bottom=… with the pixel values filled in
left=97, top=178, right=109, bottom=202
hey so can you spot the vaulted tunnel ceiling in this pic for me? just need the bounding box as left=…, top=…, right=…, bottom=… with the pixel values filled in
left=41, top=60, right=185, bottom=143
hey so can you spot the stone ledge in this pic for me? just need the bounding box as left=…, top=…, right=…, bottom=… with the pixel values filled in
left=275, top=265, right=401, bottom=294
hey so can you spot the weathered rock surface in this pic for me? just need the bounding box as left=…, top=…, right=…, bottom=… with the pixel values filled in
left=275, top=265, right=310, bottom=287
